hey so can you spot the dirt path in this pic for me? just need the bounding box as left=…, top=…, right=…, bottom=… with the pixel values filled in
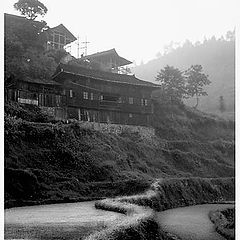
left=157, top=203, right=234, bottom=240
left=5, top=201, right=124, bottom=239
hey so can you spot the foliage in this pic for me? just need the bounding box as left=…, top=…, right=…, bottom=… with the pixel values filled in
left=4, top=101, right=52, bottom=123
left=24, top=48, right=57, bottom=79
left=155, top=65, right=186, bottom=103
left=5, top=168, right=40, bottom=200
left=5, top=46, right=57, bottom=80
left=5, top=16, right=48, bottom=51
left=185, top=65, right=211, bottom=108
left=45, top=49, right=69, bottom=64
left=209, top=207, right=235, bottom=240
left=4, top=23, right=67, bottom=80
left=4, top=0, right=66, bottom=80
left=133, top=32, right=235, bottom=114
left=4, top=102, right=234, bottom=207
left=14, top=0, right=48, bottom=20
left=119, top=177, right=235, bottom=211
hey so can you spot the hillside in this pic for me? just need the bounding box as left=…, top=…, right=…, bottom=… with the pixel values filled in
left=4, top=101, right=234, bottom=208
left=132, top=36, right=235, bottom=117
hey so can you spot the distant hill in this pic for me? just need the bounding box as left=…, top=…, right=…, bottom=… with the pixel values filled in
left=132, top=34, right=235, bottom=118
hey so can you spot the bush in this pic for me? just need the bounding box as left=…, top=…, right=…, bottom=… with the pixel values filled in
left=5, top=168, right=40, bottom=200
left=5, top=101, right=52, bottom=122
left=209, top=207, right=235, bottom=240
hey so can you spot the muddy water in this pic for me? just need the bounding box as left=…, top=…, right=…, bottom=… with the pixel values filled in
left=157, top=203, right=234, bottom=240
left=5, top=201, right=124, bottom=239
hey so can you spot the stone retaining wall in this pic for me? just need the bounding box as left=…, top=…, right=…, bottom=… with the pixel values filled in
left=75, top=120, right=156, bottom=139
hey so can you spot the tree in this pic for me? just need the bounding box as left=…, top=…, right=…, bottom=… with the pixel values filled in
left=155, top=65, right=186, bottom=103
left=5, top=0, right=53, bottom=80
left=45, top=49, right=68, bottom=64
left=219, top=96, right=226, bottom=113
left=5, top=45, right=57, bottom=80
left=185, top=65, right=211, bottom=108
left=225, top=30, right=235, bottom=42
left=14, top=0, right=48, bottom=20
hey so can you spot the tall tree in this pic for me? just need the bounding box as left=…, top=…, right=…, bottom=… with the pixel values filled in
left=185, top=65, right=211, bottom=108
left=219, top=96, right=226, bottom=113
left=14, top=0, right=48, bottom=20
left=155, top=65, right=186, bottom=103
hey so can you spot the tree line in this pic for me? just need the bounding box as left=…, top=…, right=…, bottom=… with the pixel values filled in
left=155, top=64, right=211, bottom=109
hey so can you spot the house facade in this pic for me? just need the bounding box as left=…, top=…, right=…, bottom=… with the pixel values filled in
left=52, top=62, right=159, bottom=125
left=46, top=24, right=77, bottom=50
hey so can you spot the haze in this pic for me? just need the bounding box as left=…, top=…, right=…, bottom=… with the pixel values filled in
left=3, top=0, right=238, bottom=64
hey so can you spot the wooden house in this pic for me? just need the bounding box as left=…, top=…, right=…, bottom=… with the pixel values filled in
left=5, top=42, right=160, bottom=125
left=5, top=76, right=67, bottom=119
left=4, top=13, right=77, bottom=51
left=52, top=61, right=159, bottom=125
left=79, top=48, right=132, bottom=73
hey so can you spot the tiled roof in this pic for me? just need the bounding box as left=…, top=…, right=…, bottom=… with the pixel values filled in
left=80, top=48, right=132, bottom=67
left=4, top=13, right=43, bottom=27
left=21, top=77, right=61, bottom=85
left=54, top=63, right=159, bottom=87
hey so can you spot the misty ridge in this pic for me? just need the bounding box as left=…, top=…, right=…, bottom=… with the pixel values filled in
left=132, top=32, right=235, bottom=118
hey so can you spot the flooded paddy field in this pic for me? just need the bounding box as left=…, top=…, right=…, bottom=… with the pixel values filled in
left=5, top=201, right=124, bottom=239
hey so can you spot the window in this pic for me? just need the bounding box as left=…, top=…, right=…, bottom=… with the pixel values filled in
left=141, top=98, right=148, bottom=106
left=69, top=89, right=73, bottom=98
left=83, top=92, right=88, bottom=99
left=129, top=97, right=134, bottom=104
left=48, top=34, right=53, bottom=41
left=118, top=97, right=122, bottom=103
left=54, top=34, right=60, bottom=43
left=56, top=95, right=61, bottom=106
left=59, top=35, right=65, bottom=44
left=90, top=93, right=94, bottom=100
left=54, top=43, right=59, bottom=49
left=102, top=95, right=119, bottom=102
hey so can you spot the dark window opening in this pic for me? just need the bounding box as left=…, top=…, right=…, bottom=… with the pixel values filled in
left=102, top=95, right=119, bottom=102
left=60, top=35, right=65, bottom=44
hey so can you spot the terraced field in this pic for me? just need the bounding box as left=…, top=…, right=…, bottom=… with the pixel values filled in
left=5, top=201, right=124, bottom=240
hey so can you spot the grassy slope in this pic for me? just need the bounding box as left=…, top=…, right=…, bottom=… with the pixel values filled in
left=4, top=101, right=235, bottom=207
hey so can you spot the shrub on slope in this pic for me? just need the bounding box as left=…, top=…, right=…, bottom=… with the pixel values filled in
left=4, top=102, right=235, bottom=206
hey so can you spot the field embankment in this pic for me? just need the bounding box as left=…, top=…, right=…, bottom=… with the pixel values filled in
left=209, top=207, right=235, bottom=240
left=5, top=101, right=234, bottom=207
left=84, top=177, right=234, bottom=240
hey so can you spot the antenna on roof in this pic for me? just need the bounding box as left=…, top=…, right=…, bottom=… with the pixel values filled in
left=77, top=35, right=80, bottom=58
left=81, top=36, right=90, bottom=56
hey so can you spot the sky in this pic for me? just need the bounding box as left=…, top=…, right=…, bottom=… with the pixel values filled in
left=3, top=0, right=239, bottom=64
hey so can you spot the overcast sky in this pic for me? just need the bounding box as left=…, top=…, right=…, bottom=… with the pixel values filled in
left=4, top=0, right=239, bottom=64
